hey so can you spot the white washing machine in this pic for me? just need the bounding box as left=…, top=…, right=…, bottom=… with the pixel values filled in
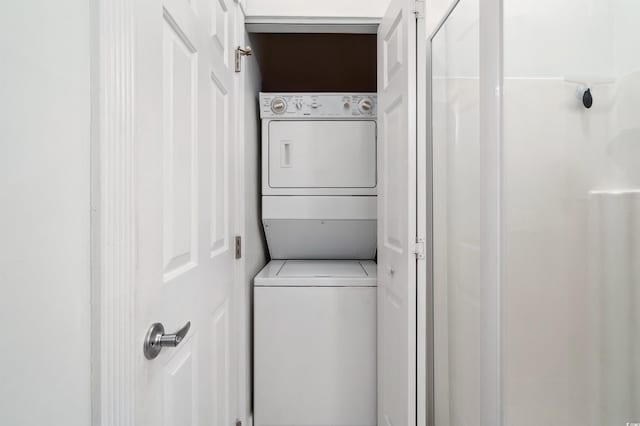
left=254, top=93, right=378, bottom=426
left=253, top=260, right=377, bottom=426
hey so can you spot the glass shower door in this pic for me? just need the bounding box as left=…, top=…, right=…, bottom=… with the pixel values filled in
left=431, top=0, right=640, bottom=424
left=431, top=0, right=481, bottom=424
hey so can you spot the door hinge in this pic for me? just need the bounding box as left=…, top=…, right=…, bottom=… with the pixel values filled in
left=235, top=236, right=242, bottom=259
left=413, top=236, right=425, bottom=259
left=414, top=0, right=425, bottom=18
left=235, top=46, right=252, bottom=72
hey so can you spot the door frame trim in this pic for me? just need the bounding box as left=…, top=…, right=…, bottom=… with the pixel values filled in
left=244, top=16, right=380, bottom=34
left=90, top=0, right=137, bottom=424
left=478, top=0, right=504, bottom=423
left=421, top=1, right=504, bottom=425
left=416, top=5, right=432, bottom=426
left=232, top=4, right=252, bottom=426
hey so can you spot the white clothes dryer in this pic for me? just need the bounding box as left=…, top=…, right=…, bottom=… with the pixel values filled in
left=259, top=93, right=378, bottom=259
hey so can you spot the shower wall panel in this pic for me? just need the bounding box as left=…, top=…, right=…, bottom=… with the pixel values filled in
left=502, top=0, right=640, bottom=424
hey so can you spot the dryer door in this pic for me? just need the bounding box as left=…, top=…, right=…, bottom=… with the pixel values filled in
left=267, top=120, right=376, bottom=191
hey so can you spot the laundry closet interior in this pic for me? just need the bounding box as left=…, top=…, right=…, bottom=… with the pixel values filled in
left=242, top=24, right=383, bottom=426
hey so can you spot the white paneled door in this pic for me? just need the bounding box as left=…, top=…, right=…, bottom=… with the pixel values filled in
left=377, top=0, right=418, bottom=425
left=134, top=0, right=237, bottom=424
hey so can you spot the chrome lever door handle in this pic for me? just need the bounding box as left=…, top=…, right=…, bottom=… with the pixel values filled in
left=144, top=321, right=191, bottom=360
left=159, top=321, right=190, bottom=347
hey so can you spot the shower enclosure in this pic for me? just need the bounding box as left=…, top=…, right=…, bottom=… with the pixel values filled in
left=429, top=0, right=640, bottom=424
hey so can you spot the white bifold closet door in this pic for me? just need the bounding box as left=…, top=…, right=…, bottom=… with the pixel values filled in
left=377, top=0, right=418, bottom=425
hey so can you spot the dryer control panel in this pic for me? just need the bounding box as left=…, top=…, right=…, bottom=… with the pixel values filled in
left=260, top=93, right=377, bottom=119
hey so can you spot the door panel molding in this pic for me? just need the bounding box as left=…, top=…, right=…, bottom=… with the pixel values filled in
left=91, top=0, right=136, bottom=424
left=163, top=336, right=198, bottom=425
left=162, top=15, right=200, bottom=282
left=210, top=72, right=230, bottom=257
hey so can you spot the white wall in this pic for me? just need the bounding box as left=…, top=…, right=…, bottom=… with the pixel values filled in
left=245, top=0, right=391, bottom=18
left=0, top=1, right=91, bottom=425
left=242, top=53, right=267, bottom=285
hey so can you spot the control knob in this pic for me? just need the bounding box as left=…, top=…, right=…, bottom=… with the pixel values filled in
left=358, top=98, right=373, bottom=113
left=271, top=97, right=287, bottom=114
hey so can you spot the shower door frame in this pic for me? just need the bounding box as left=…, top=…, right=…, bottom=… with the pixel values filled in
left=420, top=0, right=504, bottom=424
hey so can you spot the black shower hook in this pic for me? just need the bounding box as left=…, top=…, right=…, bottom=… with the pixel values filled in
left=582, top=87, right=593, bottom=109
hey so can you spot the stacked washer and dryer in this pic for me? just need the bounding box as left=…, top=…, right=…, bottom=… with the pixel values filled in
left=254, top=93, right=378, bottom=426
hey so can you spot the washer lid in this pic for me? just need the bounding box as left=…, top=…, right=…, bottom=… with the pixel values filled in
left=254, top=260, right=377, bottom=287
left=278, top=260, right=369, bottom=278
